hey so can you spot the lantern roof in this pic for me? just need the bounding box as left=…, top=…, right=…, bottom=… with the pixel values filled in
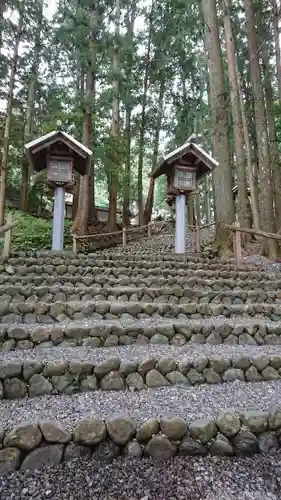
left=150, top=138, right=218, bottom=180
left=25, top=130, right=92, bottom=175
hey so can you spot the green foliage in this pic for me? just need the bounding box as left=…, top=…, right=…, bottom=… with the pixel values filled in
left=9, top=212, right=72, bottom=251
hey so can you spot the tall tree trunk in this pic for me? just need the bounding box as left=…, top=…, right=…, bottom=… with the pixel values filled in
left=0, top=0, right=5, bottom=52
left=235, top=60, right=260, bottom=229
left=123, top=105, right=131, bottom=227
left=222, top=0, right=251, bottom=229
left=137, top=6, right=153, bottom=226
left=143, top=75, right=165, bottom=225
left=201, top=0, right=235, bottom=250
left=0, top=1, right=24, bottom=226
left=20, top=0, right=44, bottom=212
left=73, top=2, right=97, bottom=234
left=271, top=0, right=281, bottom=102
left=122, top=1, right=136, bottom=227
left=107, top=0, right=120, bottom=232
left=203, top=176, right=210, bottom=224
left=244, top=0, right=277, bottom=256
left=262, top=42, right=281, bottom=231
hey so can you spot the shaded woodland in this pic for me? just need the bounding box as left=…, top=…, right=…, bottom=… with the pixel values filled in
left=1, top=0, right=281, bottom=255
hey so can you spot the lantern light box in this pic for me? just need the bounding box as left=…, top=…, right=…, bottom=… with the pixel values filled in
left=47, top=156, right=73, bottom=184
left=174, top=167, right=196, bottom=191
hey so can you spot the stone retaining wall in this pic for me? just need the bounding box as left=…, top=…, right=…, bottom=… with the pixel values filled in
left=1, top=285, right=280, bottom=305
left=0, top=353, right=281, bottom=399
left=0, top=274, right=278, bottom=288
left=1, top=408, right=281, bottom=473
left=1, top=320, right=280, bottom=351
left=1, top=300, right=281, bottom=325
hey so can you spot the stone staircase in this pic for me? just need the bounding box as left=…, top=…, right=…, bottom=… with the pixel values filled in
left=1, top=245, right=281, bottom=490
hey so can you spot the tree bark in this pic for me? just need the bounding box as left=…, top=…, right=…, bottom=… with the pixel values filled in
left=262, top=42, right=281, bottom=231
left=73, top=2, right=97, bottom=234
left=20, top=0, right=44, bottom=212
left=201, top=0, right=235, bottom=250
left=235, top=60, right=260, bottom=229
left=107, top=0, right=120, bottom=232
left=137, top=5, right=153, bottom=226
left=122, top=1, right=136, bottom=227
left=143, top=75, right=165, bottom=225
left=0, top=0, right=5, bottom=53
left=244, top=0, right=277, bottom=256
left=123, top=104, right=131, bottom=227
left=271, top=0, right=281, bottom=102
left=203, top=176, right=210, bottom=224
left=222, top=0, right=251, bottom=229
left=0, top=1, right=24, bottom=226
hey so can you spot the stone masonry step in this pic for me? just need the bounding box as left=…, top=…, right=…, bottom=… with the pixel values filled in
left=1, top=284, right=280, bottom=305
left=1, top=317, right=281, bottom=351
left=1, top=343, right=281, bottom=399
left=2, top=257, right=267, bottom=271
left=0, top=382, right=281, bottom=472
left=1, top=261, right=277, bottom=278
left=1, top=299, right=281, bottom=325
left=1, top=274, right=280, bottom=290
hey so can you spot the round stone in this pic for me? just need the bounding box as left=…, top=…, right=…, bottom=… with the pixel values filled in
left=100, top=371, right=125, bottom=391
left=232, top=430, right=259, bottom=455
left=258, top=432, right=279, bottom=454
left=155, top=357, right=177, bottom=375
left=210, top=433, right=233, bottom=456
left=126, top=372, right=145, bottom=391
left=0, top=447, right=20, bottom=474
left=73, top=418, right=106, bottom=445
left=39, top=420, right=71, bottom=443
left=28, top=374, right=53, bottom=397
left=4, top=423, right=42, bottom=451
left=145, top=436, right=176, bottom=459
left=106, top=416, right=136, bottom=445
left=123, top=440, right=142, bottom=458
left=217, top=410, right=241, bottom=437
left=241, top=410, right=267, bottom=433
left=136, top=419, right=159, bottom=442
left=189, top=418, right=217, bottom=443
left=146, top=369, right=169, bottom=388
left=160, top=416, right=187, bottom=440
left=4, top=378, right=27, bottom=399
left=20, top=444, right=63, bottom=470
left=268, top=406, right=281, bottom=430
left=94, top=357, right=120, bottom=378
left=178, top=436, right=208, bottom=456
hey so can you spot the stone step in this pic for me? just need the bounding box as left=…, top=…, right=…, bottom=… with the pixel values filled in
left=1, top=343, right=281, bottom=400
left=1, top=284, right=280, bottom=306
left=0, top=274, right=280, bottom=292
left=3, top=255, right=264, bottom=269
left=1, top=259, right=274, bottom=275
left=1, top=299, right=281, bottom=326
left=0, top=380, right=281, bottom=472
left=1, top=317, right=281, bottom=351
left=0, top=270, right=278, bottom=288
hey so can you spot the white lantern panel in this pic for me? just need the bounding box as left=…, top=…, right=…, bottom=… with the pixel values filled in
left=174, top=169, right=195, bottom=189
left=48, top=158, right=73, bottom=183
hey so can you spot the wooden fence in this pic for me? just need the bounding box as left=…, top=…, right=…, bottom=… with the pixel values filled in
left=0, top=214, right=18, bottom=261
left=73, top=220, right=216, bottom=253
left=224, top=222, right=281, bottom=267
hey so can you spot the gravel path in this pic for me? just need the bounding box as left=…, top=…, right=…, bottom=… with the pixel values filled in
left=2, top=314, right=276, bottom=330
left=2, top=343, right=281, bottom=364
left=1, top=380, right=281, bottom=431
left=0, top=453, right=280, bottom=500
